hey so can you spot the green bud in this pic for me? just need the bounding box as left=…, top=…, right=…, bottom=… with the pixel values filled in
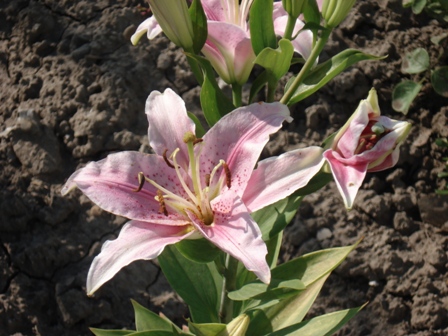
left=282, top=0, right=307, bottom=18
left=148, top=0, right=194, bottom=51
left=321, top=0, right=357, bottom=28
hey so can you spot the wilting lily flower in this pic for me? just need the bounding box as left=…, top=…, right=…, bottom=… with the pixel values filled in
left=62, top=89, right=324, bottom=295
left=323, top=88, right=411, bottom=209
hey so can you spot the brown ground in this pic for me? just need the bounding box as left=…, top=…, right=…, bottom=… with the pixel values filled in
left=0, top=0, right=447, bottom=335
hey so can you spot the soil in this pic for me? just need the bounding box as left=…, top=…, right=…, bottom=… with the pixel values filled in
left=0, top=0, right=447, bottom=335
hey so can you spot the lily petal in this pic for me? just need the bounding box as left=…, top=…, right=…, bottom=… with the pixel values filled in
left=146, top=89, right=196, bottom=170
left=243, top=147, right=325, bottom=212
left=61, top=151, right=189, bottom=225
left=187, top=190, right=270, bottom=284
left=131, top=17, right=163, bottom=45
left=87, top=221, right=193, bottom=295
left=200, top=102, right=291, bottom=197
left=323, top=150, right=368, bottom=210
left=202, top=21, right=255, bottom=84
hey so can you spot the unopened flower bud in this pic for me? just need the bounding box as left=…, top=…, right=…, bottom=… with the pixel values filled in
left=321, top=0, right=356, bottom=28
left=282, top=0, right=307, bottom=18
left=147, top=0, right=194, bottom=51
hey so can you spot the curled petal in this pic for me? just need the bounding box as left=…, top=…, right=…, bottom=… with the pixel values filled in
left=187, top=190, right=270, bottom=284
left=131, top=17, right=163, bottom=45
left=243, top=146, right=325, bottom=212
left=87, top=221, right=194, bottom=295
left=273, top=15, right=314, bottom=60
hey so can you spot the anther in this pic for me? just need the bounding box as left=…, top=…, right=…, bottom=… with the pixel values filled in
left=193, top=138, right=203, bottom=145
left=133, top=172, right=146, bottom=192
left=163, top=149, right=175, bottom=169
left=223, top=162, right=231, bottom=189
left=157, top=190, right=168, bottom=216
left=205, top=174, right=211, bottom=187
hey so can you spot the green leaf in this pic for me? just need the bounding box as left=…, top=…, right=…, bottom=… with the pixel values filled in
left=158, top=245, right=222, bottom=323
left=127, top=331, right=190, bottom=336
left=189, top=0, right=208, bottom=54
left=90, top=329, right=135, bottom=336
left=249, top=70, right=270, bottom=103
left=401, top=48, right=430, bottom=74
left=228, top=278, right=305, bottom=301
left=249, top=0, right=277, bottom=55
left=412, top=0, right=427, bottom=14
left=431, top=66, right=448, bottom=97
left=287, top=49, right=384, bottom=105
left=392, top=80, right=422, bottom=114
left=187, top=321, right=227, bottom=336
left=185, top=54, right=235, bottom=127
left=187, top=112, right=206, bottom=138
left=255, top=39, right=295, bottom=81
left=266, top=232, right=283, bottom=270
left=245, top=274, right=330, bottom=335
left=131, top=300, right=179, bottom=332
left=252, top=191, right=303, bottom=241
left=176, top=238, right=223, bottom=263
left=265, top=304, right=366, bottom=336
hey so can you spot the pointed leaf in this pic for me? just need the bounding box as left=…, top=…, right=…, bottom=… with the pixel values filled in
left=131, top=300, right=179, bottom=332
left=158, top=245, right=222, bottom=323
left=266, top=304, right=366, bottom=336
left=246, top=274, right=329, bottom=335
left=287, top=49, right=385, bottom=105
left=176, top=238, right=223, bottom=263
left=187, top=321, right=227, bottom=336
left=250, top=0, right=277, bottom=54
left=90, top=329, right=135, bottom=336
left=127, top=332, right=190, bottom=336
left=431, top=66, right=448, bottom=97
left=228, top=278, right=305, bottom=301
left=392, top=80, right=422, bottom=114
left=412, top=0, right=427, bottom=14
left=401, top=48, right=429, bottom=74
left=189, top=0, right=208, bottom=54
left=303, top=0, right=321, bottom=25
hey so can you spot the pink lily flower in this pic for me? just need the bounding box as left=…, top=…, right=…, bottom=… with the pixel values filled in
left=62, top=89, right=325, bottom=295
left=131, top=1, right=315, bottom=84
left=323, top=89, right=411, bottom=210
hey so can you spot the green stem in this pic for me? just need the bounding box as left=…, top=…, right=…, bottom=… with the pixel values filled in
left=280, top=28, right=332, bottom=105
left=232, top=83, right=243, bottom=107
left=283, top=14, right=297, bottom=41
left=266, top=81, right=276, bottom=103
left=219, top=254, right=238, bottom=324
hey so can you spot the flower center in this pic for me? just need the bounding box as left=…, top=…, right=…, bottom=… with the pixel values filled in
left=354, top=120, right=391, bottom=155
left=134, top=132, right=231, bottom=226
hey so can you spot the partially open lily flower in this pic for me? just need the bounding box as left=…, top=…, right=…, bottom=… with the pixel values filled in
left=131, top=0, right=315, bottom=84
left=323, top=88, right=411, bottom=209
left=62, top=89, right=325, bottom=295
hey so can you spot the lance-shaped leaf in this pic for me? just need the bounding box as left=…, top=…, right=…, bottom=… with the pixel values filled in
left=265, top=304, right=366, bottom=336
left=431, top=66, right=448, bottom=97
left=250, top=0, right=277, bottom=54
left=188, top=314, right=249, bottom=336
left=286, top=49, right=385, bottom=105
left=176, top=238, right=223, bottom=263
left=131, top=299, right=181, bottom=332
left=189, top=0, right=208, bottom=54
left=255, top=39, right=294, bottom=83
left=90, top=329, right=135, bottom=336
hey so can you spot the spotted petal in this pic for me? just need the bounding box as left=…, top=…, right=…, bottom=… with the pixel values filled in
left=187, top=189, right=270, bottom=284
left=200, top=102, right=292, bottom=198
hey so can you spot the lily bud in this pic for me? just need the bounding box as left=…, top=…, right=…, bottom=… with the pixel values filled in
left=323, top=88, right=411, bottom=209
left=146, top=0, right=194, bottom=51
left=281, top=0, right=307, bottom=18
left=321, top=0, right=356, bottom=28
